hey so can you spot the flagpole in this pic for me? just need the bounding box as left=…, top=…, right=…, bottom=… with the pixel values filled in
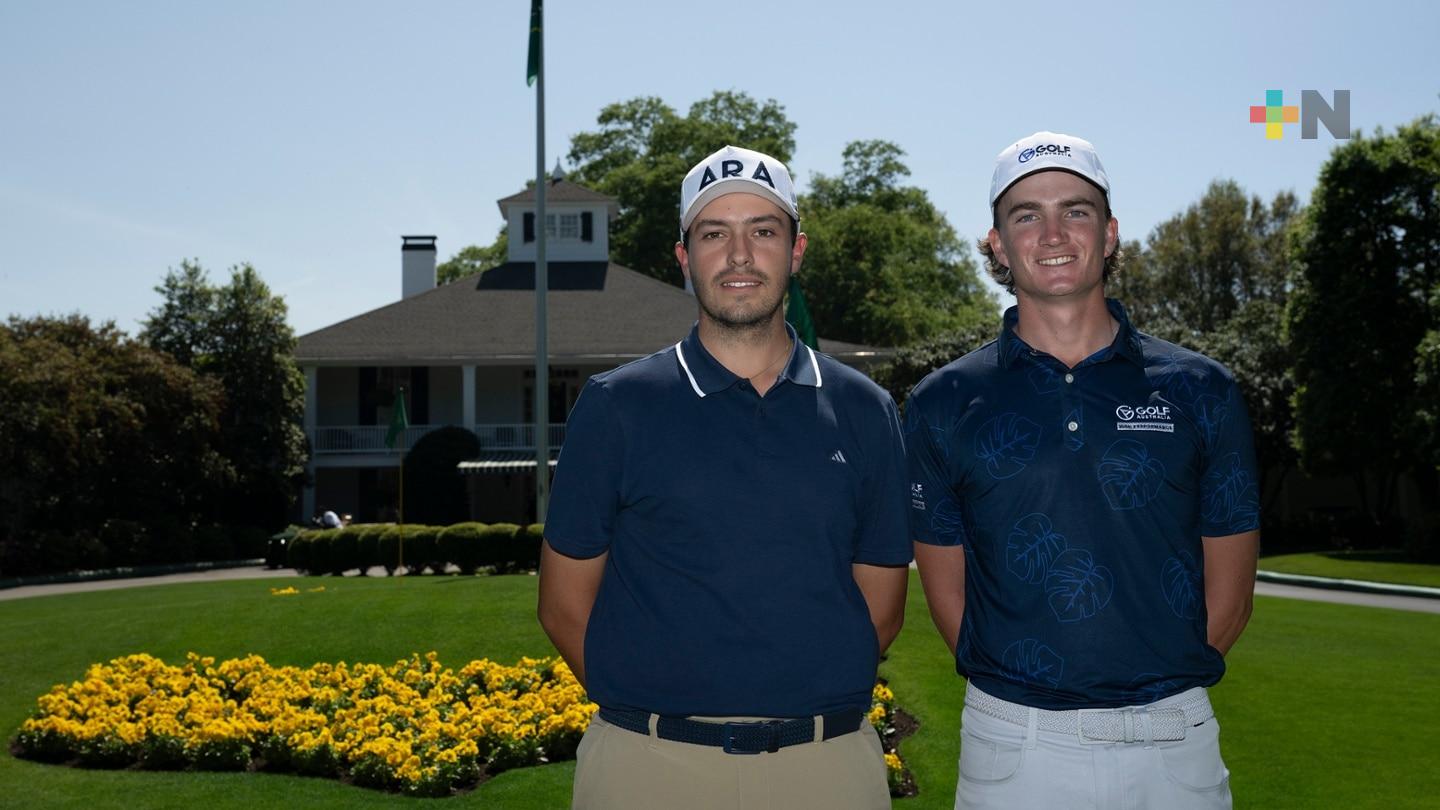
left=397, top=386, right=405, bottom=573
left=532, top=0, right=549, bottom=523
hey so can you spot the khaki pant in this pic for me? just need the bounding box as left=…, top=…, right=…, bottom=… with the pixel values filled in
left=572, top=714, right=892, bottom=810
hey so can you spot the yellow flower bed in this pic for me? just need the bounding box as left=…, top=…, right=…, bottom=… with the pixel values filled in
left=15, top=653, right=912, bottom=797
left=14, top=652, right=595, bottom=796
left=868, top=680, right=911, bottom=794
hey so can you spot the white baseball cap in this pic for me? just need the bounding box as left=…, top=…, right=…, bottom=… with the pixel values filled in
left=990, top=131, right=1110, bottom=208
left=679, top=145, right=799, bottom=236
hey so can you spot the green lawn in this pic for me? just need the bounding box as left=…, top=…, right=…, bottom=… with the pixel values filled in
left=3, top=572, right=1438, bottom=808
left=1260, top=549, right=1440, bottom=588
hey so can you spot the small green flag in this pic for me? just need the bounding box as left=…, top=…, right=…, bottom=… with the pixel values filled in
left=785, top=276, right=818, bottom=350
left=385, top=388, right=409, bottom=450
left=526, top=0, right=542, bottom=86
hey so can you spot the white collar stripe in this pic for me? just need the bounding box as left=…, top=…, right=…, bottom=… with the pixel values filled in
left=806, top=345, right=823, bottom=388
left=675, top=341, right=706, bottom=398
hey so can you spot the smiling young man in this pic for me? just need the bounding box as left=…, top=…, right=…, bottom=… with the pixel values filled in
left=538, top=145, right=911, bottom=810
left=905, top=132, right=1261, bottom=809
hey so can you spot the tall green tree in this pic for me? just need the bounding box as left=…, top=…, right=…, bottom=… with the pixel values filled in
left=1285, top=115, right=1440, bottom=520
left=0, top=316, right=231, bottom=575
left=143, top=262, right=308, bottom=530
left=800, top=140, right=995, bottom=346
left=567, top=91, right=797, bottom=284
left=1110, top=180, right=1298, bottom=344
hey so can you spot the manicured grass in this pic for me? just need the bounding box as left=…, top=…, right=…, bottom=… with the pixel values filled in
left=4, top=572, right=1439, bottom=808
left=1260, top=549, right=1440, bottom=588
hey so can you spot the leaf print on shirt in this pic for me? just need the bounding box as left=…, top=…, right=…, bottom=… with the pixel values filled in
left=1001, top=639, right=1064, bottom=688
left=931, top=498, right=967, bottom=545
left=1044, top=548, right=1115, bottom=622
left=1161, top=551, right=1203, bottom=619
left=1159, top=352, right=1202, bottom=406
left=1191, top=392, right=1230, bottom=448
left=975, top=413, right=1042, bottom=480
left=1028, top=363, right=1061, bottom=394
left=1201, top=452, right=1261, bottom=532
left=1097, top=439, right=1167, bottom=511
left=1005, top=513, right=1067, bottom=585
left=1128, top=673, right=1182, bottom=704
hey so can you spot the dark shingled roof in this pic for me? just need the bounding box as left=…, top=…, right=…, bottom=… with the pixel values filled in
left=496, top=178, right=617, bottom=207
left=296, top=262, right=883, bottom=365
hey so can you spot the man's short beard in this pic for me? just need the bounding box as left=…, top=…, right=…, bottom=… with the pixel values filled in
left=695, top=265, right=792, bottom=337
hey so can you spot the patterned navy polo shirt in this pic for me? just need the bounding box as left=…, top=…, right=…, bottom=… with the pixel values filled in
left=905, top=299, right=1260, bottom=710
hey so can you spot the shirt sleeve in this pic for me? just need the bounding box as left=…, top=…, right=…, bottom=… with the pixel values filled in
left=1196, top=373, right=1262, bottom=537
left=854, top=394, right=914, bottom=566
left=905, top=393, right=968, bottom=547
left=544, top=378, right=624, bottom=558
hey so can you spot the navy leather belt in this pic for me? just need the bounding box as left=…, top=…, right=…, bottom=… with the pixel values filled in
left=597, top=707, right=866, bottom=754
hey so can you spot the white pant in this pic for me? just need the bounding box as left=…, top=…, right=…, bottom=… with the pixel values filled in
left=955, top=685, right=1232, bottom=810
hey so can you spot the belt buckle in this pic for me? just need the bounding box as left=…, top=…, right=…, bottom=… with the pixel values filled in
left=721, top=720, right=783, bottom=755
left=1075, top=708, right=1117, bottom=745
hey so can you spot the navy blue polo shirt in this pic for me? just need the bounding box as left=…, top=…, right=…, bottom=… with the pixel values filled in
left=546, top=323, right=911, bottom=718
left=905, top=300, right=1260, bottom=710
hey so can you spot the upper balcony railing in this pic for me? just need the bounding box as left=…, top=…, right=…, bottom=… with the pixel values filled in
left=309, top=424, right=566, bottom=455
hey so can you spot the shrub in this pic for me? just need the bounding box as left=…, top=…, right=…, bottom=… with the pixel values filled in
left=305, top=529, right=338, bottom=575
left=403, top=525, right=439, bottom=575
left=481, top=523, right=522, bottom=572
left=354, top=526, right=381, bottom=576
left=286, top=530, right=317, bottom=573
left=517, top=523, right=545, bottom=571
left=377, top=526, right=401, bottom=575
left=438, top=522, right=487, bottom=574
left=328, top=528, right=359, bottom=575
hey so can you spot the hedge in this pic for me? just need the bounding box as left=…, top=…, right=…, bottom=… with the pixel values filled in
left=288, top=522, right=546, bottom=576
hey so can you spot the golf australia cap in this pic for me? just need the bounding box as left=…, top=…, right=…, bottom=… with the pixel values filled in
left=680, top=145, right=799, bottom=236
left=990, top=131, right=1110, bottom=208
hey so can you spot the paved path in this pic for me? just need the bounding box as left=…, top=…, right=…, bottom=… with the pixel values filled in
left=1254, top=580, right=1440, bottom=614
left=4, top=566, right=1440, bottom=614
left=0, top=565, right=298, bottom=602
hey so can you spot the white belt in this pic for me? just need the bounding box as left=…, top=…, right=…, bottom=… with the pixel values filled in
left=965, top=686, right=1214, bottom=744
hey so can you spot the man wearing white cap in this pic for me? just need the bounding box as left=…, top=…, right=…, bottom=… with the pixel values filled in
left=905, top=132, right=1261, bottom=808
left=539, top=145, right=911, bottom=809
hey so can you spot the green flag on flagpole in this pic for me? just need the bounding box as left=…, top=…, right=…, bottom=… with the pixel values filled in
left=526, top=0, right=542, bottom=86
left=785, top=276, right=818, bottom=350
left=385, top=388, right=409, bottom=450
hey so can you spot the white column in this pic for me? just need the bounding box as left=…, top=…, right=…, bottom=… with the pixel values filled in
left=462, top=365, right=477, bottom=433
left=302, top=366, right=318, bottom=519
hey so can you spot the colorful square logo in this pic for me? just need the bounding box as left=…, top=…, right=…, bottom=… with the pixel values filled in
left=1250, top=90, right=1300, bottom=140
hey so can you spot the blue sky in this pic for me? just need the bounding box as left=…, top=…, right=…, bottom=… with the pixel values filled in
left=2, top=1, right=1437, bottom=337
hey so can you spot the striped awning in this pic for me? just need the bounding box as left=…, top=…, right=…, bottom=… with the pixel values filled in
left=456, top=451, right=560, bottom=474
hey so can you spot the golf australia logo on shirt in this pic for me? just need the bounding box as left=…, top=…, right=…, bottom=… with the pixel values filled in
left=1114, top=403, right=1174, bottom=434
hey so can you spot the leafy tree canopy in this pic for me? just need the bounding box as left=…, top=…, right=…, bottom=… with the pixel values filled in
left=800, top=140, right=995, bottom=346
left=143, top=261, right=307, bottom=530
left=1285, top=115, right=1440, bottom=493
